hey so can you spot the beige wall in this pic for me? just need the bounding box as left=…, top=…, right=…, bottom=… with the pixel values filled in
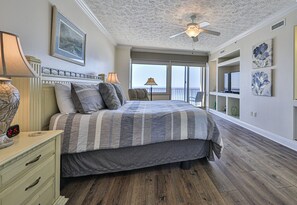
left=114, top=45, right=131, bottom=99
left=210, top=9, right=297, bottom=140
left=0, top=0, right=115, bottom=75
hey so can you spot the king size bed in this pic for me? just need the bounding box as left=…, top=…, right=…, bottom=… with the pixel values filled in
left=49, top=100, right=222, bottom=177
left=39, top=67, right=222, bottom=178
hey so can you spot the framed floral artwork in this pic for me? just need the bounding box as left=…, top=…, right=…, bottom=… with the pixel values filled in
left=251, top=69, right=272, bottom=96
left=51, top=6, right=86, bottom=66
left=252, top=39, right=272, bottom=68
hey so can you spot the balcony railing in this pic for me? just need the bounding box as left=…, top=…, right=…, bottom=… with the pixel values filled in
left=135, top=87, right=202, bottom=106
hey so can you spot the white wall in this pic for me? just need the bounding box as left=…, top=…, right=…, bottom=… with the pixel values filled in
left=210, top=9, right=297, bottom=140
left=0, top=0, right=115, bottom=75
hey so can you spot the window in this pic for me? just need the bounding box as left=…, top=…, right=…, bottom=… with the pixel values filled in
left=131, top=64, right=167, bottom=93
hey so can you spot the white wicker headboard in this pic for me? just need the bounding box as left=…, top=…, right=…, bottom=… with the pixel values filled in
left=12, top=58, right=103, bottom=131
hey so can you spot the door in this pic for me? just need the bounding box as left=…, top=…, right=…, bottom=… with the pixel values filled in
left=171, top=66, right=187, bottom=101
left=171, top=65, right=204, bottom=107
left=188, top=66, right=203, bottom=107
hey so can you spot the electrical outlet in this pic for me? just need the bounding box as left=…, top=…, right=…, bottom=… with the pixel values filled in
left=254, top=112, right=257, bottom=117
left=250, top=111, right=254, bottom=116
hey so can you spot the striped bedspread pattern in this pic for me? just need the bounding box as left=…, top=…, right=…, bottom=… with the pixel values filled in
left=49, top=100, right=222, bottom=157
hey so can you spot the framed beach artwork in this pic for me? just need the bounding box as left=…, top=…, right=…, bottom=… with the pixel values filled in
left=251, top=69, right=272, bottom=96
left=252, top=39, right=272, bottom=68
left=51, top=6, right=86, bottom=65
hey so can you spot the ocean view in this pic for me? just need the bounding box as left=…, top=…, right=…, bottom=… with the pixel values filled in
left=137, top=87, right=202, bottom=106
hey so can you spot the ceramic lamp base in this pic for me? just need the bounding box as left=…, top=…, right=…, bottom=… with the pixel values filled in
left=0, top=134, right=14, bottom=149
left=0, top=78, right=20, bottom=149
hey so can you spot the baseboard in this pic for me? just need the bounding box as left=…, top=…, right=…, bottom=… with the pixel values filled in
left=208, top=109, right=297, bottom=152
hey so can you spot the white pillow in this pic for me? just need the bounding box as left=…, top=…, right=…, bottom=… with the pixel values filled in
left=54, top=83, right=77, bottom=114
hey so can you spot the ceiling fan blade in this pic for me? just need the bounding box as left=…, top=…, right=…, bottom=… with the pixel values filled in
left=199, top=21, right=210, bottom=28
left=169, top=31, right=186, bottom=38
left=192, top=36, right=199, bottom=42
left=201, top=29, right=221, bottom=36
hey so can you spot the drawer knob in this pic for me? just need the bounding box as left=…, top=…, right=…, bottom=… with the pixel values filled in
left=25, top=177, right=41, bottom=191
left=25, top=155, right=41, bottom=166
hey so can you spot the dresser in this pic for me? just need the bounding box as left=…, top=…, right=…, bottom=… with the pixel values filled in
left=0, top=131, right=68, bottom=205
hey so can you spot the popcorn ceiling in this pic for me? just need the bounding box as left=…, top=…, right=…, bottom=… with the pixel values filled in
left=85, top=0, right=295, bottom=52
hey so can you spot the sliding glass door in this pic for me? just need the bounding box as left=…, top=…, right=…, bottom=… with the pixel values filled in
left=171, top=66, right=187, bottom=101
left=189, top=66, right=203, bottom=107
left=171, top=65, right=204, bottom=107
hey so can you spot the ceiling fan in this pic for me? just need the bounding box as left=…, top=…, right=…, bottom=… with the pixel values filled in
left=169, top=15, right=220, bottom=42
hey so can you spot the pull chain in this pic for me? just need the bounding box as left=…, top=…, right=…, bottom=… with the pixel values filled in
left=192, top=41, right=195, bottom=54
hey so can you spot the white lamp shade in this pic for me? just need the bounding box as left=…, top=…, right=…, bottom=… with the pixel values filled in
left=106, top=72, right=120, bottom=84
left=0, top=31, right=37, bottom=77
left=185, top=25, right=201, bottom=38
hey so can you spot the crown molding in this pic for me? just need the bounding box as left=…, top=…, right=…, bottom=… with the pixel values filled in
left=211, top=4, right=297, bottom=54
left=75, top=0, right=117, bottom=45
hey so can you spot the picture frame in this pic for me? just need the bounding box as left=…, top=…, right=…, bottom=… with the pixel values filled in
left=251, top=69, right=272, bottom=96
left=252, top=39, right=273, bottom=68
left=51, top=6, right=86, bottom=66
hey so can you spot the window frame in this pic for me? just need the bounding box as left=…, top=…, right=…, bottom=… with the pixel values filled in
left=130, top=61, right=170, bottom=95
left=130, top=60, right=206, bottom=97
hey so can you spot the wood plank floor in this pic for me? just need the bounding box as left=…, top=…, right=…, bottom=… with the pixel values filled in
left=61, top=115, right=297, bottom=205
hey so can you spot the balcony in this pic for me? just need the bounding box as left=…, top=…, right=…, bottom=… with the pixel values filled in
left=138, top=87, right=202, bottom=107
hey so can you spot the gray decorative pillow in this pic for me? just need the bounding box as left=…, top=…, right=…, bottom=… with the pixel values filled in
left=71, top=83, right=106, bottom=114
left=112, top=84, right=127, bottom=105
left=99, top=83, right=121, bottom=110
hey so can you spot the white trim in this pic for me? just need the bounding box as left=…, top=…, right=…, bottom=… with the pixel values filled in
left=75, top=0, right=117, bottom=45
left=216, top=92, right=240, bottom=99
left=211, top=5, right=297, bottom=54
left=209, top=109, right=297, bottom=152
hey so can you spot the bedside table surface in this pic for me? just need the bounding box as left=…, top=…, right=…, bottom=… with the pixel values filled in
left=0, top=130, right=63, bottom=165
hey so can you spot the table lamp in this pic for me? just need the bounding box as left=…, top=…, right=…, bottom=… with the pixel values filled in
left=145, top=77, right=157, bottom=101
left=0, top=31, right=37, bottom=149
left=106, top=72, right=120, bottom=84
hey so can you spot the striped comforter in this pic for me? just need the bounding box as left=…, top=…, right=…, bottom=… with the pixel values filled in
left=49, top=100, right=223, bottom=157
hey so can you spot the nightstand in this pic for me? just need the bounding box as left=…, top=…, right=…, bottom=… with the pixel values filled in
left=0, top=130, right=68, bottom=205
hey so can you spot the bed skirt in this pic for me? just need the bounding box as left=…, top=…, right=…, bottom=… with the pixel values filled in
left=61, top=139, right=213, bottom=177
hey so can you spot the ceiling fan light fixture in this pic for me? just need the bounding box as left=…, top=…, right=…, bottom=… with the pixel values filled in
left=185, top=24, right=201, bottom=38
left=169, top=16, right=219, bottom=42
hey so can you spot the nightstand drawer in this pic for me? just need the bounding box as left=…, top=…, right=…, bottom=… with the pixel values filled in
left=0, top=155, right=55, bottom=205
left=26, top=178, right=55, bottom=205
left=0, top=139, right=55, bottom=187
